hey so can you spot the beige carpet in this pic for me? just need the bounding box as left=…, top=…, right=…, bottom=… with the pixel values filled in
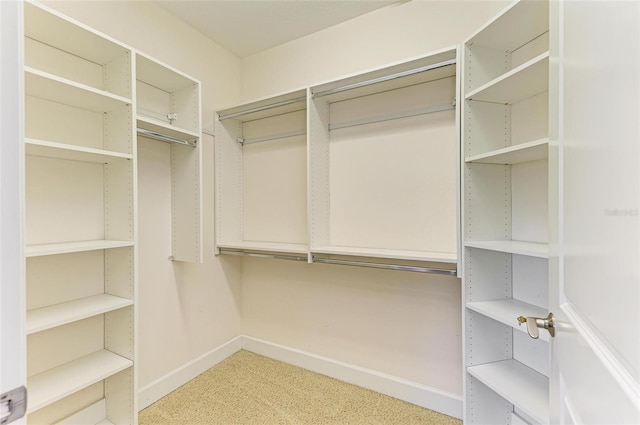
left=139, top=350, right=461, bottom=425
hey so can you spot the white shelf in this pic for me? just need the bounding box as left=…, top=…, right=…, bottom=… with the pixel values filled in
left=25, top=67, right=131, bottom=113
left=136, top=52, right=195, bottom=92
left=464, top=240, right=548, bottom=258
left=55, top=399, right=112, bottom=425
left=465, top=138, right=548, bottom=165
left=25, top=240, right=134, bottom=257
left=25, top=1, right=129, bottom=65
left=465, top=52, right=549, bottom=104
left=218, top=241, right=308, bottom=255
left=466, top=299, right=550, bottom=341
left=27, top=294, right=133, bottom=335
left=28, top=350, right=132, bottom=413
left=466, top=0, right=549, bottom=51
left=467, top=359, right=549, bottom=424
left=217, top=89, right=307, bottom=122
left=137, top=115, right=199, bottom=141
left=312, top=245, right=457, bottom=263
left=25, top=139, right=132, bottom=163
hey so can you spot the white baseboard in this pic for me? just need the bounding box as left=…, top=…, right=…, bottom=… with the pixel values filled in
left=242, top=336, right=463, bottom=419
left=138, top=335, right=243, bottom=410
left=138, top=335, right=462, bottom=419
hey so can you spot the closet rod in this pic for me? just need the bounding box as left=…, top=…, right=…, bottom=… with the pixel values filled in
left=329, top=101, right=455, bottom=131
left=137, top=128, right=197, bottom=147
left=312, top=257, right=457, bottom=276
left=238, top=129, right=306, bottom=145
left=312, top=59, right=456, bottom=99
left=218, top=249, right=307, bottom=262
left=218, top=96, right=307, bottom=121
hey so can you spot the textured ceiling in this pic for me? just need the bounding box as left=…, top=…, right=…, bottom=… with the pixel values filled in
left=154, top=0, right=397, bottom=58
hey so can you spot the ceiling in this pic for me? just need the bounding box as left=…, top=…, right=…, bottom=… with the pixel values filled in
left=154, top=0, right=398, bottom=58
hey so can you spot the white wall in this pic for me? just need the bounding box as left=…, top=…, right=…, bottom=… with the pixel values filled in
left=242, top=0, right=511, bottom=101
left=42, top=0, right=244, bottom=400
left=240, top=0, right=510, bottom=403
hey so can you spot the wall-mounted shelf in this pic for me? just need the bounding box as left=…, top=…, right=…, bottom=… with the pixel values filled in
left=25, top=67, right=130, bottom=113
left=465, top=138, right=548, bottom=165
left=311, top=246, right=457, bottom=264
left=467, top=360, right=549, bottom=425
left=27, top=350, right=132, bottom=413
left=27, top=294, right=133, bottom=335
left=464, top=240, right=548, bottom=258
left=25, top=240, right=134, bottom=257
left=466, top=299, right=550, bottom=342
left=25, top=139, right=133, bottom=164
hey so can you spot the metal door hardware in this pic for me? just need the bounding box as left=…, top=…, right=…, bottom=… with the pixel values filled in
left=0, top=386, right=27, bottom=424
left=517, top=312, right=555, bottom=339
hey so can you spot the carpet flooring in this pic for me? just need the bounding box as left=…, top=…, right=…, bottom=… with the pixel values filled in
left=138, top=350, right=461, bottom=425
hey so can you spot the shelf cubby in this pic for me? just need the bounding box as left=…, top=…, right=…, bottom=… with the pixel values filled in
left=465, top=138, right=548, bottom=165
left=467, top=360, right=549, bottom=424
left=27, top=350, right=133, bottom=413
left=136, top=52, right=202, bottom=263
left=466, top=298, right=550, bottom=342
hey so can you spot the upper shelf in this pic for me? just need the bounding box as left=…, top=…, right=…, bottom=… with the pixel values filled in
left=24, top=1, right=130, bottom=66
left=218, top=89, right=308, bottom=123
left=25, top=139, right=132, bottom=164
left=25, top=67, right=131, bottom=113
left=465, top=0, right=549, bottom=52
left=465, top=52, right=549, bottom=104
left=137, top=115, right=200, bottom=141
left=310, top=47, right=457, bottom=103
left=136, top=52, right=197, bottom=93
left=465, top=138, right=548, bottom=165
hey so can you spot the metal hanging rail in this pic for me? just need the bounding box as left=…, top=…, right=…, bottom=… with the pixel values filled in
left=312, top=256, right=457, bottom=276
left=218, top=96, right=307, bottom=121
left=137, top=128, right=197, bottom=147
left=312, top=59, right=456, bottom=99
left=218, top=248, right=307, bottom=262
left=237, top=129, right=306, bottom=146
left=329, top=101, right=455, bottom=131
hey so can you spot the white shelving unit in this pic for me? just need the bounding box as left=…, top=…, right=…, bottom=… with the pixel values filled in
left=135, top=52, right=202, bottom=263
left=308, top=47, right=460, bottom=268
left=216, top=89, right=308, bottom=257
left=462, top=1, right=550, bottom=424
left=23, top=2, right=136, bottom=424
left=215, top=49, right=461, bottom=274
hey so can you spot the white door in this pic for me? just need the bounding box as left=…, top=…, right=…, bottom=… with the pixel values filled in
left=0, top=0, right=26, bottom=424
left=549, top=1, right=640, bottom=423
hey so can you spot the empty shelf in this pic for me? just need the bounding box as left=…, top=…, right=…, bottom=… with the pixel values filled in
left=55, top=399, right=112, bottom=425
left=27, top=294, right=133, bottom=335
left=465, top=53, right=549, bottom=104
left=28, top=350, right=132, bottom=413
left=25, top=139, right=132, bottom=164
left=217, top=241, right=308, bottom=255
left=25, top=240, right=134, bottom=257
left=25, top=67, right=131, bottom=113
left=466, top=299, right=550, bottom=341
left=312, top=245, right=457, bottom=263
left=137, top=115, right=199, bottom=141
left=464, top=240, right=548, bottom=258
left=465, top=138, right=548, bottom=164
left=467, top=359, right=549, bottom=424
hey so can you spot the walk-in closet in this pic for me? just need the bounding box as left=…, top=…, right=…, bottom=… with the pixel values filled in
left=0, top=0, right=637, bottom=424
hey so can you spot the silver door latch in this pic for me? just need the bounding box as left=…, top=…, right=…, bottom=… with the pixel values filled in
left=0, top=387, right=27, bottom=424
left=517, top=312, right=555, bottom=339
